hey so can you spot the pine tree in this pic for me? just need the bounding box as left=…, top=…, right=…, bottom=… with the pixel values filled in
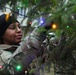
left=0, top=0, right=76, bottom=75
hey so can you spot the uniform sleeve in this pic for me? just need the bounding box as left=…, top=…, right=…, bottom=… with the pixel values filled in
left=9, top=27, right=48, bottom=75
left=22, top=28, right=46, bottom=67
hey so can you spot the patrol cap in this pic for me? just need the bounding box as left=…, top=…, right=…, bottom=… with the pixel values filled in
left=0, top=13, right=19, bottom=38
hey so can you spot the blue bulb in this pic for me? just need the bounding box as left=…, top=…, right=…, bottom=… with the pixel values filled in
left=40, top=20, right=44, bottom=24
left=39, top=19, right=45, bottom=26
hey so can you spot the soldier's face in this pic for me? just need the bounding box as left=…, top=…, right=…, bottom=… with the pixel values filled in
left=2, top=22, right=23, bottom=45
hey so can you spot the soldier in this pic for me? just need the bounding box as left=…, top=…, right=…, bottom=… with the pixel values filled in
left=0, top=13, right=51, bottom=75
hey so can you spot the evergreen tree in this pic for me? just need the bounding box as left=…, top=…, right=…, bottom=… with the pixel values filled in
left=0, top=0, right=76, bottom=75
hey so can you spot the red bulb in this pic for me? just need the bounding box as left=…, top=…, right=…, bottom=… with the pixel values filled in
left=0, top=65, right=3, bottom=69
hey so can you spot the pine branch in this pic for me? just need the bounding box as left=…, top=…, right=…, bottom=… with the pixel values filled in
left=60, top=35, right=76, bottom=59
left=49, top=31, right=66, bottom=61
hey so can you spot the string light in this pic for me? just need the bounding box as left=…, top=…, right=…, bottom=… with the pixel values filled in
left=39, top=17, right=45, bottom=26
left=0, top=65, right=3, bottom=69
left=67, top=25, right=69, bottom=28
left=16, top=65, right=21, bottom=71
left=52, top=23, right=57, bottom=30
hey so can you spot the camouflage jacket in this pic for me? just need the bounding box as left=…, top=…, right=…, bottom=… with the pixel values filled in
left=0, top=27, right=46, bottom=75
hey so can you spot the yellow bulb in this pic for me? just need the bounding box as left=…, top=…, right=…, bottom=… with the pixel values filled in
left=5, top=14, right=10, bottom=21
left=52, top=24, right=57, bottom=29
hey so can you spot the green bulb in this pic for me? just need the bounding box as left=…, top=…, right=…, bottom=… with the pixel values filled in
left=18, top=7, right=20, bottom=9
left=16, top=65, right=21, bottom=70
left=67, top=26, right=69, bottom=28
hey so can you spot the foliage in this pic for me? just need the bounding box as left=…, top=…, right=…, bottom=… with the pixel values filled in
left=1, top=0, right=76, bottom=35
left=0, top=0, right=76, bottom=75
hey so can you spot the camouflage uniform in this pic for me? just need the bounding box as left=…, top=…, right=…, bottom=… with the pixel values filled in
left=0, top=27, right=47, bottom=75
